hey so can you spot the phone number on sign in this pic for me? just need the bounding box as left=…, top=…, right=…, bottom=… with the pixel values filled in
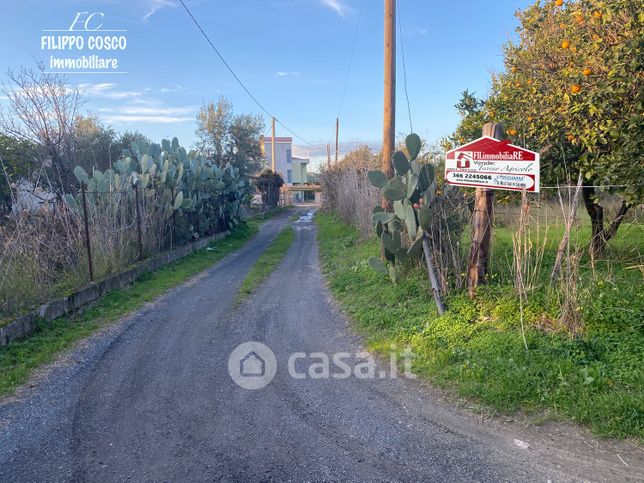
left=450, top=173, right=492, bottom=181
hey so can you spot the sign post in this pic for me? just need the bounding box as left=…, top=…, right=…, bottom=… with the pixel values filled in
left=446, top=124, right=540, bottom=297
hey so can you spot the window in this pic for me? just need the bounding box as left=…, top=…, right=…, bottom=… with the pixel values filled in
left=286, top=149, right=292, bottom=163
left=287, top=170, right=292, bottom=183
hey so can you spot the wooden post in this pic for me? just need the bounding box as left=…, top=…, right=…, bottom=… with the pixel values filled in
left=134, top=183, right=143, bottom=261
left=381, top=0, right=396, bottom=211
left=422, top=234, right=446, bottom=315
left=271, top=117, right=276, bottom=172
left=466, top=122, right=504, bottom=298
left=80, top=183, right=95, bottom=283
left=335, top=118, right=339, bottom=164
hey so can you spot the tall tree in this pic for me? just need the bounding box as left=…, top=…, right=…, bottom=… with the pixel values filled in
left=0, top=63, right=86, bottom=195
left=486, top=0, right=643, bottom=255
left=195, top=96, right=264, bottom=190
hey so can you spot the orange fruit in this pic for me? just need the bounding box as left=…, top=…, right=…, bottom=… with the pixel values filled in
left=527, top=79, right=533, bottom=85
left=593, top=11, right=602, bottom=19
left=575, top=13, right=584, bottom=23
left=567, top=134, right=575, bottom=141
left=583, top=68, right=592, bottom=76
left=559, top=22, right=566, bottom=29
left=571, top=84, right=581, bottom=94
left=561, top=40, right=570, bottom=49
left=508, top=128, right=518, bottom=136
left=555, top=0, right=564, bottom=5
left=528, top=116, right=534, bottom=122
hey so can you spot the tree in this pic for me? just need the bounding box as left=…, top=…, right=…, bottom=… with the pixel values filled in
left=441, top=90, right=486, bottom=152
left=0, top=63, right=86, bottom=195
left=72, top=114, right=119, bottom=173
left=0, top=134, right=38, bottom=214
left=256, top=169, right=284, bottom=208
left=195, top=97, right=264, bottom=195
left=486, top=0, right=643, bottom=255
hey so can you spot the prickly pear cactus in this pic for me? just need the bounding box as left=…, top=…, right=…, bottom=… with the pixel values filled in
left=367, top=133, right=437, bottom=266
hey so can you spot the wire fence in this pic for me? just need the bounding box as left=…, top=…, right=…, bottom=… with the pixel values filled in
left=0, top=178, right=285, bottom=321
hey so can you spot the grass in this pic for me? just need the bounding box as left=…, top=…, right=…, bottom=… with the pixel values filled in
left=236, top=226, right=295, bottom=302
left=315, top=212, right=643, bottom=439
left=0, top=219, right=266, bottom=397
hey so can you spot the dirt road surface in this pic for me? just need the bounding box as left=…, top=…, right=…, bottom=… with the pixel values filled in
left=1, top=209, right=642, bottom=482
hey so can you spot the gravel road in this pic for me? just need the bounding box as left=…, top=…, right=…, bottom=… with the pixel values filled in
left=0, top=209, right=641, bottom=482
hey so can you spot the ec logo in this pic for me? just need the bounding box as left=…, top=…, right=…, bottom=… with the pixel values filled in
left=68, top=12, right=105, bottom=31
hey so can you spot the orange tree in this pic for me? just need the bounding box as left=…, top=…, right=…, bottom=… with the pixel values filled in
left=486, top=0, right=643, bottom=255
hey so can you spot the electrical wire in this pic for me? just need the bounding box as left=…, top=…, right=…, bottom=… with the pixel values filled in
left=337, top=0, right=365, bottom=119
left=177, top=0, right=325, bottom=149
left=397, top=0, right=413, bottom=133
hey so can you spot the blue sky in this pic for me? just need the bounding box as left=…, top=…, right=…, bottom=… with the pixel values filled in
left=0, top=0, right=534, bottom=168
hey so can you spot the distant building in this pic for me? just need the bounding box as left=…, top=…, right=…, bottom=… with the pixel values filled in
left=260, top=136, right=309, bottom=200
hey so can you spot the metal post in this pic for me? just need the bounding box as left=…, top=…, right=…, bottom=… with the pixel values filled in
left=134, top=184, right=143, bottom=260
left=81, top=183, right=95, bottom=283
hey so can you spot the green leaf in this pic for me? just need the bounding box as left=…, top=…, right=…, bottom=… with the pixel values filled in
left=375, top=220, right=384, bottom=237
left=406, top=133, right=422, bottom=160
left=407, top=235, right=424, bottom=258
left=382, top=186, right=406, bottom=201
left=407, top=173, right=419, bottom=198
left=173, top=191, right=184, bottom=210
left=74, top=166, right=89, bottom=186
left=368, top=256, right=388, bottom=274
left=367, top=170, right=388, bottom=188
left=372, top=205, right=385, bottom=214
left=372, top=212, right=396, bottom=225
left=381, top=232, right=396, bottom=253
left=404, top=203, right=417, bottom=236
left=395, top=248, right=408, bottom=264
left=393, top=200, right=405, bottom=220
left=392, top=151, right=411, bottom=175
left=418, top=164, right=435, bottom=192
left=418, top=205, right=431, bottom=231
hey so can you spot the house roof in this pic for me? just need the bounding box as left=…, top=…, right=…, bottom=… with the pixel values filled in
left=292, top=156, right=310, bottom=163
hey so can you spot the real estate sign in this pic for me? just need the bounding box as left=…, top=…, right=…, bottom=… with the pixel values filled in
left=445, top=137, right=540, bottom=192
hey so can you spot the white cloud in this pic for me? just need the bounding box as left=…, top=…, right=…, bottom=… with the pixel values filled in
left=78, top=83, right=142, bottom=100
left=99, top=105, right=196, bottom=116
left=275, top=71, right=300, bottom=77
left=143, top=0, right=176, bottom=22
left=320, top=0, right=348, bottom=17
left=101, top=115, right=193, bottom=124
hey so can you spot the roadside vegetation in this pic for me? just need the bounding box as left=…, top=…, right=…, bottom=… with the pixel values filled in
left=316, top=212, right=642, bottom=438
left=0, top=214, right=279, bottom=396
left=237, top=226, right=295, bottom=302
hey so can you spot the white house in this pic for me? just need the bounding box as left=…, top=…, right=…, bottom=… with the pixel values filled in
left=260, top=136, right=309, bottom=188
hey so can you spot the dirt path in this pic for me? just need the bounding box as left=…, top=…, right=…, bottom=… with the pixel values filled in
left=0, top=209, right=641, bottom=482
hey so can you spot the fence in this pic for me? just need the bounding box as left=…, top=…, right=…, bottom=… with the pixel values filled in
left=0, top=180, right=252, bottom=322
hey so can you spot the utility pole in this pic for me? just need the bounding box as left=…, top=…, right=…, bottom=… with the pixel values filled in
left=327, top=144, right=331, bottom=167
left=382, top=0, right=396, bottom=210
left=271, top=116, right=276, bottom=172
left=335, top=117, right=339, bottom=164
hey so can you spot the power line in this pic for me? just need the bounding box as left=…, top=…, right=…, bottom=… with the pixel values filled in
left=397, top=0, right=413, bottom=133
left=337, top=0, right=366, bottom=119
left=177, top=0, right=324, bottom=149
